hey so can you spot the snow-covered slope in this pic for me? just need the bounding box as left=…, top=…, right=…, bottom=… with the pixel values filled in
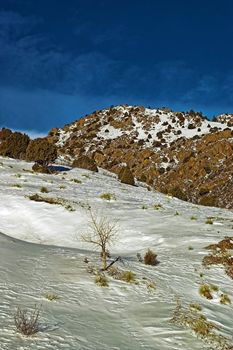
left=0, top=156, right=233, bottom=349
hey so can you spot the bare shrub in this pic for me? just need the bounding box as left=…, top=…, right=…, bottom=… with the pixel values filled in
left=14, top=305, right=41, bottom=336
left=81, top=208, right=118, bottom=270
left=107, top=266, right=122, bottom=278
left=144, top=249, right=158, bottom=266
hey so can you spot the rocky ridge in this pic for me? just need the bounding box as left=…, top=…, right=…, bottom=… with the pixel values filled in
left=43, top=105, right=233, bottom=208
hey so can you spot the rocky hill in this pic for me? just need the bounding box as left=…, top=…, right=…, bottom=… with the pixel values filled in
left=46, top=106, right=233, bottom=208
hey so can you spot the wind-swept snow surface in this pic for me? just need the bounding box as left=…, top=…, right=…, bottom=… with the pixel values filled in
left=0, top=156, right=233, bottom=349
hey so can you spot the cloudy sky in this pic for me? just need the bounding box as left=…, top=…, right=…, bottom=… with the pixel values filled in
left=0, top=0, right=232, bottom=134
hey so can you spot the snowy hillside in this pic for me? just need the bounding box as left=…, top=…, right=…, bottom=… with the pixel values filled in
left=0, top=156, right=233, bottom=349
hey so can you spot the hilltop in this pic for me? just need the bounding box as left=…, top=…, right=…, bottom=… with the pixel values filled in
left=47, top=105, right=233, bottom=209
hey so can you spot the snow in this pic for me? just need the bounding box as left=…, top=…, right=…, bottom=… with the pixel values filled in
left=0, top=156, right=233, bottom=350
left=56, top=129, right=72, bottom=146
left=96, top=106, right=232, bottom=146
left=96, top=124, right=124, bottom=140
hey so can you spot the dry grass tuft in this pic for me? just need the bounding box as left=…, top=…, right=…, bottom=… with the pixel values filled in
left=95, top=274, right=109, bottom=287
left=27, top=194, right=75, bottom=211
left=120, top=270, right=136, bottom=283
left=220, top=293, right=231, bottom=305
left=44, top=293, right=60, bottom=301
left=199, top=284, right=213, bottom=299
left=153, top=203, right=162, bottom=210
left=99, top=193, right=116, bottom=201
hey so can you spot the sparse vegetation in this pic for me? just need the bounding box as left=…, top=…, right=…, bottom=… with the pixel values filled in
left=99, top=193, right=116, bottom=201
left=120, top=270, right=136, bottom=283
left=220, top=293, right=231, bottom=305
left=44, top=293, right=60, bottom=301
left=107, top=267, right=137, bottom=284
left=153, top=203, right=162, bottom=210
left=14, top=305, right=41, bottom=336
left=107, top=266, right=122, bottom=278
left=190, top=216, right=197, bottom=220
left=202, top=237, right=233, bottom=280
left=199, top=284, right=213, bottom=299
left=71, top=178, right=82, bottom=184
left=28, top=194, right=75, bottom=211
left=11, top=183, right=22, bottom=188
left=199, top=284, right=218, bottom=299
left=171, top=299, right=233, bottom=348
left=205, top=218, right=214, bottom=225
left=81, top=174, right=90, bottom=179
left=189, top=303, right=202, bottom=312
left=146, top=280, right=156, bottom=291
left=95, top=274, right=108, bottom=287
left=40, top=186, right=49, bottom=193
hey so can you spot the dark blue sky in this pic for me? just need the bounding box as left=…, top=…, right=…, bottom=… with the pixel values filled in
left=0, top=0, right=232, bottom=134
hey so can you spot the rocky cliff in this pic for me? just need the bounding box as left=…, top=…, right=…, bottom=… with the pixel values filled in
left=47, top=105, right=233, bottom=209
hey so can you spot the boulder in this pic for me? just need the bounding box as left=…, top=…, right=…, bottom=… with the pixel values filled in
left=32, top=162, right=52, bottom=174
left=118, top=166, right=135, bottom=186
left=72, top=155, right=98, bottom=172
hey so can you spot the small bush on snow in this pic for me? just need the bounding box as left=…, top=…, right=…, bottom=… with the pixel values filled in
left=40, top=186, right=49, bottom=193
left=144, top=249, right=158, bottom=266
left=14, top=305, right=41, bottom=336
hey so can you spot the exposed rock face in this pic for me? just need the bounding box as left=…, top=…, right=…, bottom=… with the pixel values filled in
left=46, top=105, right=233, bottom=209
left=72, top=155, right=98, bottom=172
left=118, top=166, right=135, bottom=186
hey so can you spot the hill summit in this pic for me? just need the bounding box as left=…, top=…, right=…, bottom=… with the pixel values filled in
left=46, top=105, right=233, bottom=209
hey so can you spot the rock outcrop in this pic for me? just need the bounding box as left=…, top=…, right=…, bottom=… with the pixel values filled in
left=72, top=155, right=98, bottom=172
left=44, top=106, right=233, bottom=209
left=118, top=166, right=135, bottom=186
